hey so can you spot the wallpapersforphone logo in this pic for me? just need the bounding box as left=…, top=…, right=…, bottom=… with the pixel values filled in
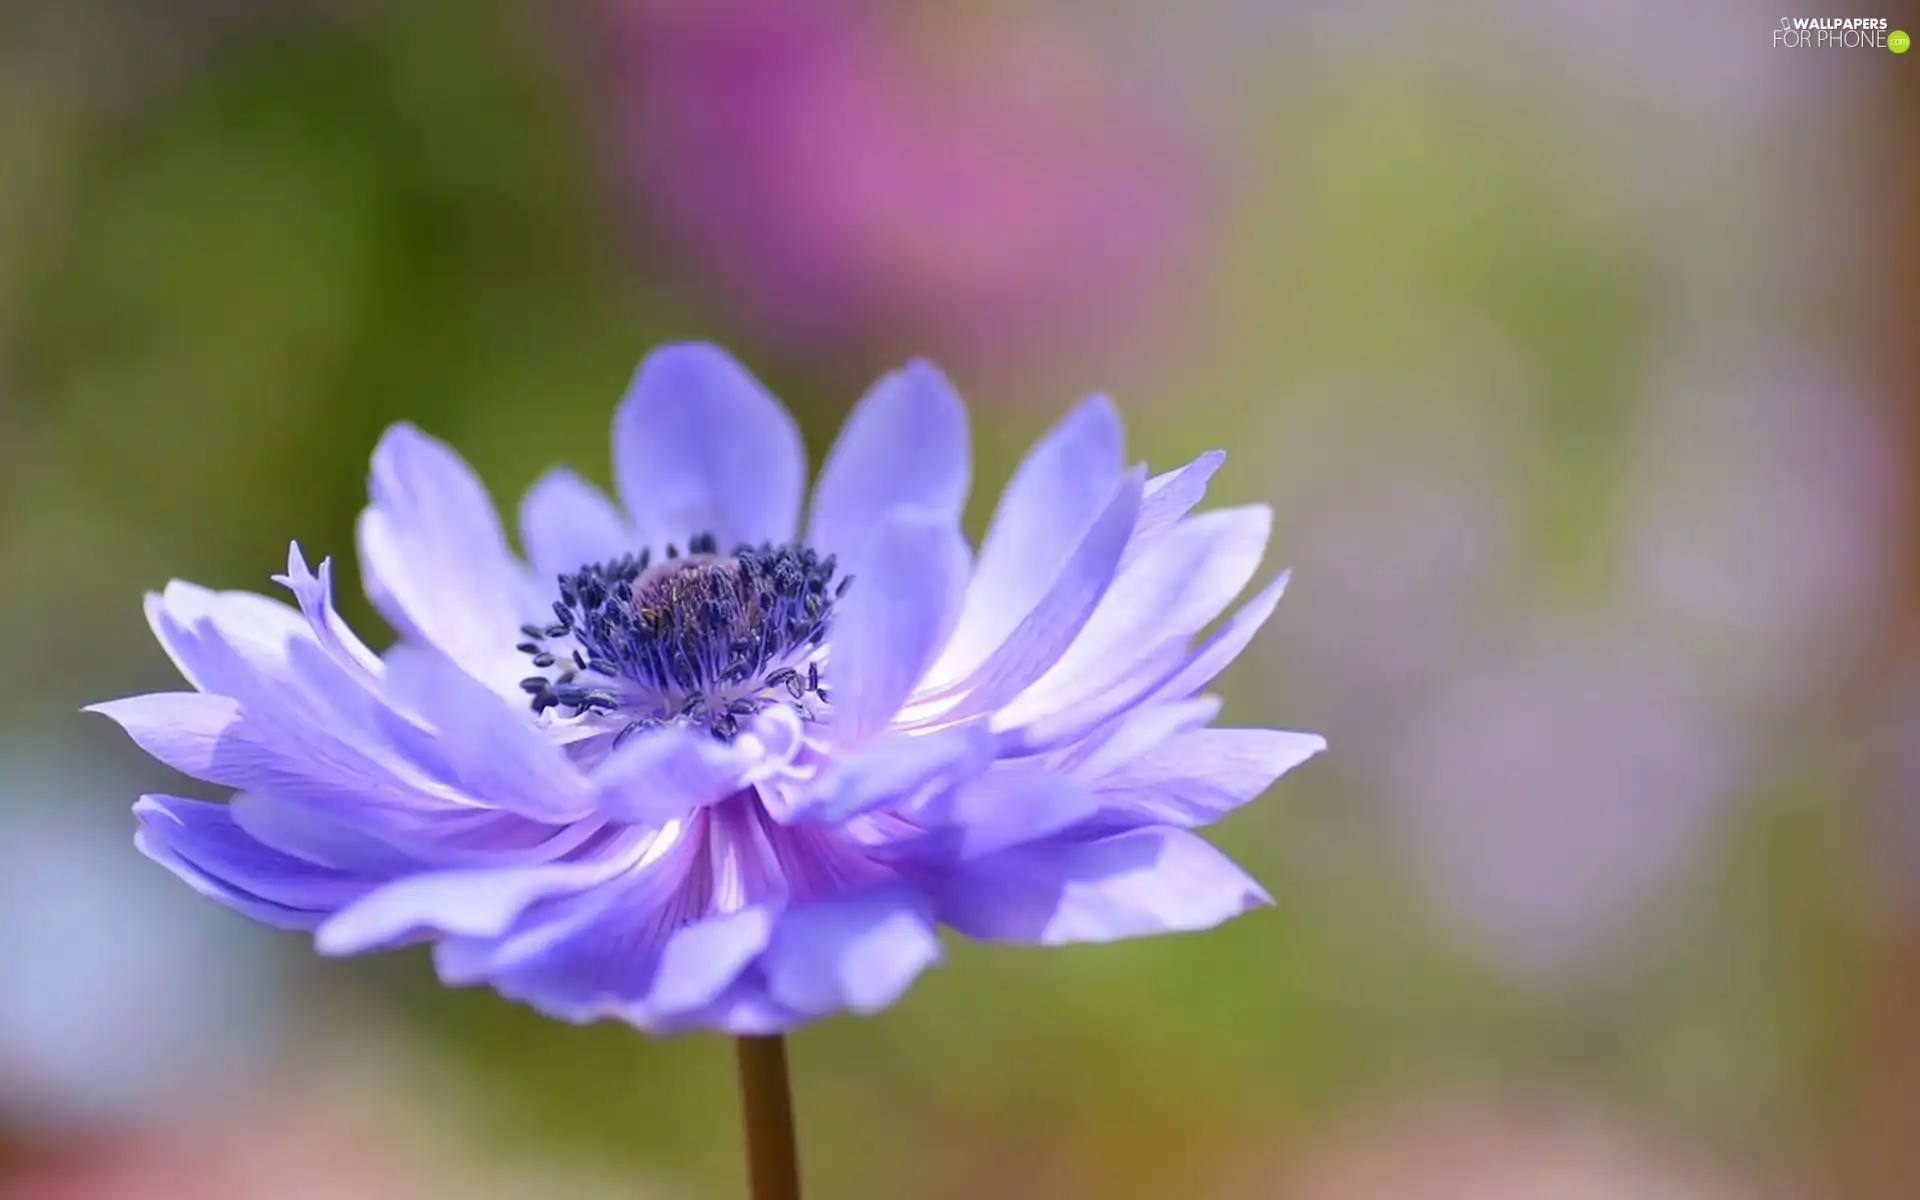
left=1773, top=16, right=1906, bottom=49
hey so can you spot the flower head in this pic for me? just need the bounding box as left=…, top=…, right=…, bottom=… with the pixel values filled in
left=92, top=344, right=1322, bottom=1033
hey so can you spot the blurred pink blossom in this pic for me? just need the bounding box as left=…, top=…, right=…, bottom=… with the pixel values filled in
left=1387, top=634, right=1741, bottom=978
left=594, top=0, right=1206, bottom=365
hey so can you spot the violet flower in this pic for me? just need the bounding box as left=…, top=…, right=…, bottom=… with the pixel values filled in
left=91, top=344, right=1321, bottom=1036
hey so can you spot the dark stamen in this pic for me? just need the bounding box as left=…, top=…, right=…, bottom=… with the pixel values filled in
left=518, top=531, right=844, bottom=741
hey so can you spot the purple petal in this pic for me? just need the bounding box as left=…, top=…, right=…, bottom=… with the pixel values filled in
left=87, top=692, right=245, bottom=784
left=611, top=343, right=805, bottom=548
left=788, top=723, right=997, bottom=825
left=273, top=543, right=384, bottom=684
left=895, top=771, right=1105, bottom=862
left=378, top=646, right=598, bottom=823
left=357, top=423, right=533, bottom=693
left=436, top=823, right=705, bottom=983
left=807, top=360, right=971, bottom=565
left=139, top=587, right=402, bottom=795
left=997, top=505, right=1270, bottom=727
left=1059, top=696, right=1222, bottom=778
left=934, top=394, right=1123, bottom=682
left=1121, top=450, right=1225, bottom=570
left=827, top=508, right=971, bottom=743
left=519, top=467, right=632, bottom=585
left=90, top=684, right=429, bottom=817
left=763, top=888, right=941, bottom=1016
left=909, top=468, right=1143, bottom=723
left=227, top=791, right=424, bottom=875
left=646, top=973, right=803, bottom=1036
left=231, top=791, right=598, bottom=872
left=142, top=583, right=389, bottom=746
left=314, top=829, right=652, bottom=955
left=933, top=826, right=1270, bottom=944
left=134, top=795, right=378, bottom=931
left=996, top=640, right=1190, bottom=757
left=143, top=581, right=310, bottom=697
left=637, top=905, right=776, bottom=1020
left=592, top=725, right=757, bottom=826
left=1089, top=728, right=1325, bottom=828
left=449, top=835, right=772, bottom=1025
left=1154, top=569, right=1292, bottom=702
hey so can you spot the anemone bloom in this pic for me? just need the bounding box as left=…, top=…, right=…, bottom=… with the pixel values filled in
left=93, top=345, right=1321, bottom=1036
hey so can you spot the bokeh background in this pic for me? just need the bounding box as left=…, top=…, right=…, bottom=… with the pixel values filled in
left=2, top=1, right=1915, bottom=1196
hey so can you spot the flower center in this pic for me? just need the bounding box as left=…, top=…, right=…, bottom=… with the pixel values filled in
left=517, top=532, right=848, bottom=742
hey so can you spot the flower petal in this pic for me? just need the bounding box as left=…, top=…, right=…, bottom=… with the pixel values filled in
left=893, top=771, right=1105, bottom=862
left=591, top=725, right=758, bottom=826
left=826, top=508, right=971, bottom=743
left=763, top=888, right=941, bottom=1016
left=1121, top=450, right=1225, bottom=570
left=1061, top=697, right=1222, bottom=779
left=103, top=601, right=452, bottom=814
left=357, top=423, right=533, bottom=693
left=611, top=343, right=805, bottom=548
left=87, top=692, right=245, bottom=784
left=932, top=395, right=1124, bottom=683
left=448, top=836, right=775, bottom=1027
left=997, top=504, right=1271, bottom=727
left=996, top=640, right=1190, bottom=756
left=905, top=468, right=1143, bottom=723
left=314, top=829, right=651, bottom=955
left=1155, top=569, right=1292, bottom=702
left=231, top=791, right=597, bottom=872
left=646, top=973, right=803, bottom=1036
left=933, top=826, right=1270, bottom=944
left=807, top=361, right=971, bottom=565
left=134, top=795, right=378, bottom=930
left=636, top=905, right=776, bottom=1020
left=273, top=543, right=384, bottom=685
left=227, top=791, right=424, bottom=875
left=378, top=645, right=598, bottom=823
left=143, top=581, right=310, bottom=697
left=788, top=723, right=997, bottom=825
left=519, top=467, right=633, bottom=585
left=1089, top=728, right=1326, bottom=829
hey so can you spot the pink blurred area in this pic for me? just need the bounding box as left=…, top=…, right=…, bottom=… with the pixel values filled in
left=592, top=0, right=1206, bottom=366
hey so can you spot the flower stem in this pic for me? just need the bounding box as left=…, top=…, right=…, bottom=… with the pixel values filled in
left=734, top=1034, right=802, bottom=1200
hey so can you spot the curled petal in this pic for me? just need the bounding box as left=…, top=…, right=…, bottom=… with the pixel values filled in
left=135, top=795, right=379, bottom=930
left=273, top=543, right=384, bottom=684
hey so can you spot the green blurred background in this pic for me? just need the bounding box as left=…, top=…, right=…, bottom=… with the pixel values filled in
left=2, top=1, right=1916, bottom=1196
